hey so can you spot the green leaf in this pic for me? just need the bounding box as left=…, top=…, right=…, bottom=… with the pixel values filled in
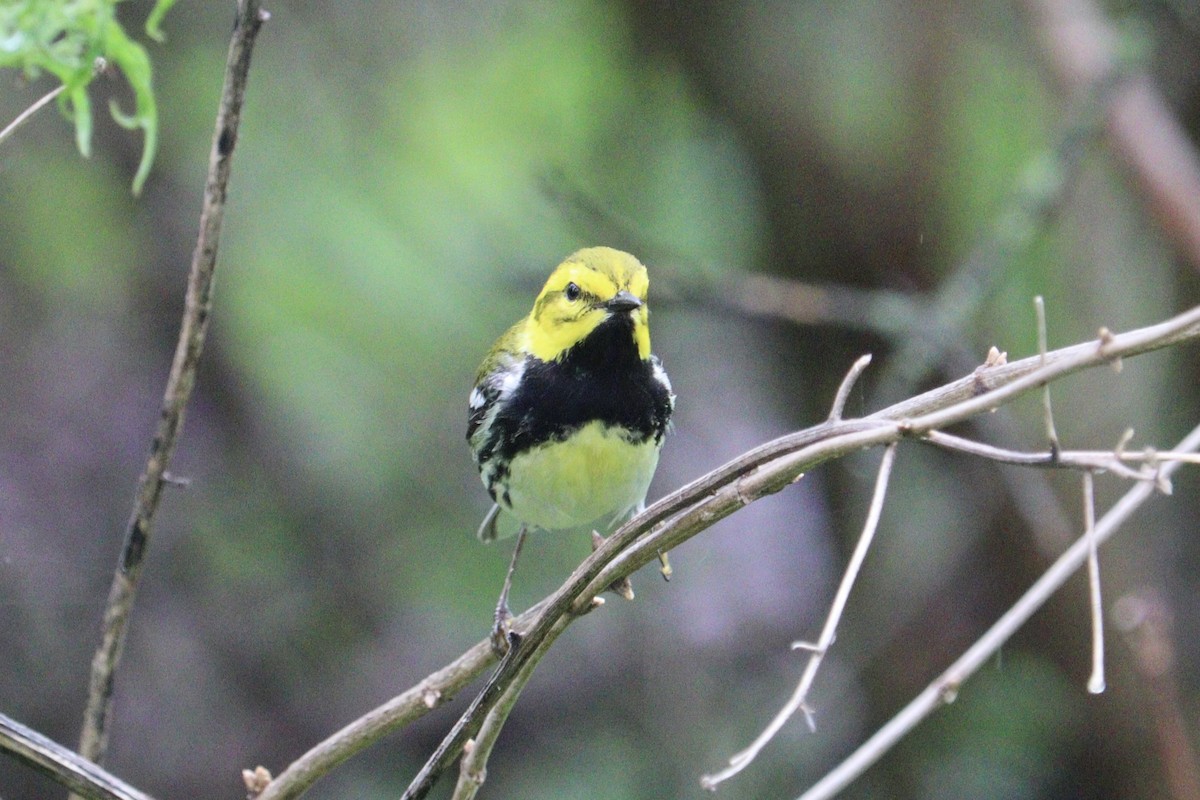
left=145, top=0, right=178, bottom=43
left=103, top=19, right=158, bottom=195
left=68, top=84, right=92, bottom=157
left=0, top=0, right=171, bottom=194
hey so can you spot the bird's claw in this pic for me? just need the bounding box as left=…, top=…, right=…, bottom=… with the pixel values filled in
left=491, top=603, right=513, bottom=656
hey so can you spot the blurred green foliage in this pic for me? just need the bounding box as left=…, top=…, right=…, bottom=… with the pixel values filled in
left=0, top=0, right=175, bottom=193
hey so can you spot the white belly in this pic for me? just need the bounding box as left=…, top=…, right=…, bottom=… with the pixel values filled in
left=501, top=420, right=661, bottom=532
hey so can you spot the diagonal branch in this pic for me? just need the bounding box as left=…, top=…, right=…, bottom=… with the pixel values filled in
left=1021, top=0, right=1200, bottom=272
left=0, top=712, right=157, bottom=800
left=75, top=0, right=268, bottom=768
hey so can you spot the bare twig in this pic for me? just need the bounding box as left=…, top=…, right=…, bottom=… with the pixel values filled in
left=794, top=421, right=1200, bottom=800
left=1083, top=471, right=1105, bottom=694
left=0, top=58, right=111, bottom=148
left=1035, top=296, right=1061, bottom=455
left=946, top=346, right=1077, bottom=554
left=0, top=84, right=66, bottom=147
left=255, top=305, right=1200, bottom=800
left=922, top=430, right=1161, bottom=481
left=827, top=354, right=873, bottom=423
left=0, top=712, right=157, bottom=800
left=75, top=0, right=268, bottom=768
left=253, top=596, right=557, bottom=800
left=700, top=445, right=898, bottom=790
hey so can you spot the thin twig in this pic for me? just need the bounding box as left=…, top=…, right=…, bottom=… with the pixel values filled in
left=399, top=620, right=537, bottom=800
left=0, top=84, right=66, bottom=147
left=0, top=57, right=108, bottom=149
left=1083, top=471, right=1105, bottom=693
left=1035, top=296, right=1061, bottom=455
left=794, top=421, right=1200, bottom=800
left=922, top=430, right=1160, bottom=481
left=255, top=306, right=1200, bottom=800
left=827, top=354, right=873, bottom=423
left=947, top=346, right=1077, bottom=554
left=0, top=713, right=157, bottom=800
left=700, top=445, right=898, bottom=790
left=75, top=0, right=268, bottom=768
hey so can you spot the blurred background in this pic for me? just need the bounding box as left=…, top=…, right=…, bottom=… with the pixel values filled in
left=2, top=1, right=1200, bottom=798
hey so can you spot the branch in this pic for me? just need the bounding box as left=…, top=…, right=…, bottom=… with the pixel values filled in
left=1113, top=592, right=1200, bottom=800
left=0, top=712, right=157, bottom=800
left=921, top=430, right=1168, bottom=483
left=448, top=614, right=575, bottom=800
left=794, top=420, right=1200, bottom=800
left=254, top=303, right=1200, bottom=800
left=0, top=83, right=66, bottom=147
left=0, top=57, right=117, bottom=150
left=1022, top=0, right=1200, bottom=272
left=75, top=0, right=268, bottom=767
left=254, top=597, right=551, bottom=800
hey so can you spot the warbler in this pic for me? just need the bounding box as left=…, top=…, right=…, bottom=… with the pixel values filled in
left=467, top=247, right=674, bottom=646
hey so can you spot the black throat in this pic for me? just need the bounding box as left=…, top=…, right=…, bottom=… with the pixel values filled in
left=481, top=311, right=672, bottom=470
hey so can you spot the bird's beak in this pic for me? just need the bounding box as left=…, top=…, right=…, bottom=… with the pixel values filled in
left=605, top=290, right=642, bottom=313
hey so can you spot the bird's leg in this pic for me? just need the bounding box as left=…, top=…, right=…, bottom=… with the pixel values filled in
left=591, top=530, right=634, bottom=600
left=491, top=526, right=527, bottom=656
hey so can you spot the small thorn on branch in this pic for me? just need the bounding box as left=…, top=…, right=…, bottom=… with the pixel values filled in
left=1114, top=428, right=1135, bottom=458
left=242, top=765, right=272, bottom=799
left=658, top=550, right=673, bottom=581
left=983, top=346, right=1008, bottom=368
left=161, top=472, right=192, bottom=488
left=800, top=703, right=817, bottom=733
left=1097, top=326, right=1123, bottom=371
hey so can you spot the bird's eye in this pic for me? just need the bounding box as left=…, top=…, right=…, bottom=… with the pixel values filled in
left=564, top=282, right=582, bottom=301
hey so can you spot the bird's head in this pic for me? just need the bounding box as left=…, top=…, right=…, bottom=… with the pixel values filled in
left=525, top=247, right=652, bottom=363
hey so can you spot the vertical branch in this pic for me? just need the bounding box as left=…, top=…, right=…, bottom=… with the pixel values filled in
left=1114, top=593, right=1200, bottom=800
left=75, top=0, right=268, bottom=766
left=1034, top=296, right=1060, bottom=455
left=1083, top=471, right=1105, bottom=694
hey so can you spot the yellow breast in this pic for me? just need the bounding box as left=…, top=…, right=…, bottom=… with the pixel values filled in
left=501, top=420, right=662, bottom=532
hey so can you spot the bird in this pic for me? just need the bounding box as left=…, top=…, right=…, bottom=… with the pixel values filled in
left=467, top=246, right=675, bottom=650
